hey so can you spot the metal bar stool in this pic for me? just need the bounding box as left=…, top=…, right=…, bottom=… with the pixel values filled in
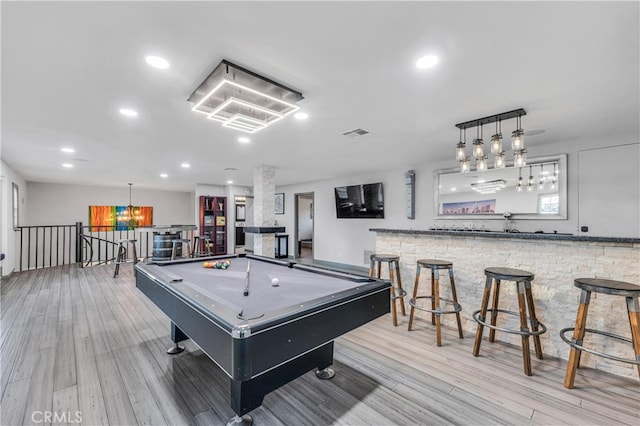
left=408, top=259, right=463, bottom=346
left=561, top=278, right=640, bottom=388
left=369, top=254, right=407, bottom=326
left=191, top=235, right=212, bottom=257
left=472, top=267, right=547, bottom=376
left=113, top=238, right=138, bottom=278
left=171, top=238, right=192, bottom=260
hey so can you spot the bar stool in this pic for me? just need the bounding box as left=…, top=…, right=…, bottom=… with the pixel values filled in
left=191, top=235, right=212, bottom=257
left=472, top=267, right=547, bottom=376
left=561, top=278, right=640, bottom=388
left=369, top=254, right=407, bottom=326
left=171, top=238, right=192, bottom=260
left=113, top=238, right=138, bottom=278
left=408, top=259, right=463, bottom=346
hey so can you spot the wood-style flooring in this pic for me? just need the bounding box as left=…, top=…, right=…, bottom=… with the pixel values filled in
left=1, top=264, right=638, bottom=425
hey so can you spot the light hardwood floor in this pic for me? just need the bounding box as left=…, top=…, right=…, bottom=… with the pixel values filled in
left=1, top=264, right=638, bottom=425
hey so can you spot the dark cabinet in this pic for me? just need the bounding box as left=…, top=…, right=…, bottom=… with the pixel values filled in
left=199, top=196, right=227, bottom=255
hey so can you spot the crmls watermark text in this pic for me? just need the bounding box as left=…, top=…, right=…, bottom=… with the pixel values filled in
left=31, top=411, right=82, bottom=424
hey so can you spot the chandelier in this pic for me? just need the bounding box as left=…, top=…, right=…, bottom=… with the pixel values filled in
left=117, top=183, right=143, bottom=224
left=188, top=60, right=304, bottom=134
left=455, top=108, right=527, bottom=173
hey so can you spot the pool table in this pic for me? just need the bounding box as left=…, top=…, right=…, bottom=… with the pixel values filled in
left=135, top=254, right=390, bottom=424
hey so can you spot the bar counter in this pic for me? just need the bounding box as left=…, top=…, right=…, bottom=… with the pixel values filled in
left=370, top=228, right=640, bottom=378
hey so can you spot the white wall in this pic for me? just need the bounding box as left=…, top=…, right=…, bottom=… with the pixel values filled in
left=1, top=160, right=28, bottom=276
left=26, top=182, right=195, bottom=226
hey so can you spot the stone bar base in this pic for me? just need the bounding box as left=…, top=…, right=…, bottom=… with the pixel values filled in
left=373, top=230, right=640, bottom=378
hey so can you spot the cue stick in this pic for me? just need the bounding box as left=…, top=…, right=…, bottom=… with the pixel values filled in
left=243, top=260, right=251, bottom=296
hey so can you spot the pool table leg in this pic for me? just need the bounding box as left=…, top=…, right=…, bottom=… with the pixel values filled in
left=167, top=321, right=187, bottom=354
left=230, top=342, right=334, bottom=419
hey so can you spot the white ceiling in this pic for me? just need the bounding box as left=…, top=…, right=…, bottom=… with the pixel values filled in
left=2, top=1, right=638, bottom=192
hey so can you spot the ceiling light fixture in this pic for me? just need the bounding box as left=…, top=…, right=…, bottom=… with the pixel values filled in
left=119, top=108, right=138, bottom=117
left=527, top=166, right=535, bottom=192
left=181, top=163, right=191, bottom=168
left=416, top=55, right=439, bottom=69
left=294, top=112, right=309, bottom=120
left=61, top=147, right=75, bottom=153
left=145, top=55, right=169, bottom=69
left=238, top=136, right=250, bottom=143
left=62, top=163, right=73, bottom=168
left=455, top=108, right=527, bottom=172
left=471, top=179, right=506, bottom=194
left=188, top=60, right=303, bottom=134
left=160, top=173, right=168, bottom=178
left=516, top=168, right=524, bottom=192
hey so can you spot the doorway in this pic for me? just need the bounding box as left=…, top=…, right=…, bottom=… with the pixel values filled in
left=295, top=192, right=314, bottom=261
left=234, top=195, right=254, bottom=254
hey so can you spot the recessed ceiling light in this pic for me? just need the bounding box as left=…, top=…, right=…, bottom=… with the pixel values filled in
left=226, top=180, right=234, bottom=184
left=145, top=55, right=169, bottom=69
left=119, top=108, right=138, bottom=117
left=451, top=187, right=456, bottom=191
left=181, top=163, right=191, bottom=168
left=160, top=173, right=168, bottom=178
left=416, top=55, right=439, bottom=70
left=294, top=112, right=309, bottom=120
left=62, top=163, right=73, bottom=168
left=238, top=137, right=250, bottom=143
left=61, top=147, right=75, bottom=153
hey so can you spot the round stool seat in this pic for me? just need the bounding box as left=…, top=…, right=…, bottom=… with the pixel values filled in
left=417, top=259, right=452, bottom=269
left=370, top=254, right=399, bottom=262
left=574, top=278, right=640, bottom=297
left=485, top=267, right=534, bottom=281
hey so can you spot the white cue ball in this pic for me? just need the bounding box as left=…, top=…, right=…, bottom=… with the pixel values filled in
left=271, top=277, right=280, bottom=286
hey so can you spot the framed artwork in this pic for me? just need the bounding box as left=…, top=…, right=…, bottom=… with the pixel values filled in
left=275, top=193, right=285, bottom=215
left=89, top=205, right=153, bottom=231
left=236, top=204, right=246, bottom=221
left=442, top=199, right=496, bottom=215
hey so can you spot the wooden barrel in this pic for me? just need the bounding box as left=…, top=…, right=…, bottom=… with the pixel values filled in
left=152, top=232, right=181, bottom=260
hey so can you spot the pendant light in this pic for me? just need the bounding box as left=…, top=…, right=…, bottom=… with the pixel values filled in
left=494, top=151, right=506, bottom=169
left=473, top=124, right=484, bottom=159
left=516, top=168, right=524, bottom=192
left=549, top=163, right=558, bottom=190
left=538, top=164, right=546, bottom=190
left=455, top=128, right=466, bottom=161
left=511, top=112, right=525, bottom=150
left=527, top=166, right=534, bottom=192
left=490, top=118, right=503, bottom=155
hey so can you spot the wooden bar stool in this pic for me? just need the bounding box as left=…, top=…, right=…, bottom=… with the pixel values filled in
left=472, top=267, right=547, bottom=376
left=408, top=259, right=463, bottom=346
left=561, top=278, right=640, bottom=388
left=113, top=238, right=138, bottom=278
left=369, top=254, right=407, bottom=326
left=191, top=235, right=212, bottom=257
left=171, top=238, right=192, bottom=260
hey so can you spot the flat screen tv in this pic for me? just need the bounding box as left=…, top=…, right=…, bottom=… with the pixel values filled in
left=334, top=182, right=384, bottom=219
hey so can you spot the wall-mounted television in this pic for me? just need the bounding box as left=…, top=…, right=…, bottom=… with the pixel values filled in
left=334, top=182, right=384, bottom=219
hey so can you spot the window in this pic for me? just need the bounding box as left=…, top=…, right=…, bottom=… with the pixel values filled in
left=12, top=183, right=19, bottom=228
left=538, top=193, right=559, bottom=215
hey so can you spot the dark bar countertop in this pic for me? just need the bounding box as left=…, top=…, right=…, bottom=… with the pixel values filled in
left=243, top=226, right=286, bottom=234
left=369, top=228, right=640, bottom=244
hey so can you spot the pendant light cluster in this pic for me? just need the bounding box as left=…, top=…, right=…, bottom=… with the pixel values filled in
left=455, top=108, right=527, bottom=173
left=515, top=162, right=559, bottom=193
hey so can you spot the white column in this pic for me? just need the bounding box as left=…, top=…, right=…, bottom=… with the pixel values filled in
left=253, top=165, right=275, bottom=257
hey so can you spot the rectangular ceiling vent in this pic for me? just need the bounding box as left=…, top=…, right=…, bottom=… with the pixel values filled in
left=342, top=128, right=370, bottom=139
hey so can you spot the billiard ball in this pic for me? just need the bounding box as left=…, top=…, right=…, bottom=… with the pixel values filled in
left=271, top=277, right=280, bottom=286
